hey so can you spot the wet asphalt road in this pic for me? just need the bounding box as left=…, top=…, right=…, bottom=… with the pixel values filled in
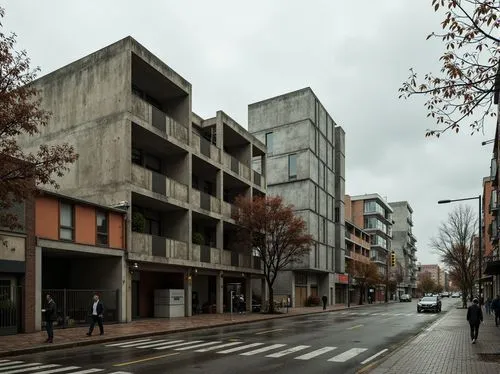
left=3, top=298, right=458, bottom=374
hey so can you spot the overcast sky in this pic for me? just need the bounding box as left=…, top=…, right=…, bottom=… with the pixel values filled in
left=3, top=0, right=495, bottom=266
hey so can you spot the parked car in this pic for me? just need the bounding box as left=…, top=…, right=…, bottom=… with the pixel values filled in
left=451, top=292, right=460, bottom=298
left=441, top=292, right=450, bottom=298
left=417, top=296, right=442, bottom=313
left=400, top=294, right=412, bottom=302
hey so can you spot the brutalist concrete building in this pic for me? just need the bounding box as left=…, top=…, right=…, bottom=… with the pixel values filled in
left=388, top=201, right=418, bottom=297
left=248, top=88, right=346, bottom=307
left=18, top=36, right=267, bottom=321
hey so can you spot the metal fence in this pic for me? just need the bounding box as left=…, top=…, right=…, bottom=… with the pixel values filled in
left=41, top=289, right=119, bottom=329
left=0, top=285, right=22, bottom=336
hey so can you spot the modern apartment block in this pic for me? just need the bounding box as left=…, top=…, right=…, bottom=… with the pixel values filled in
left=348, top=194, right=393, bottom=302
left=419, top=264, right=442, bottom=287
left=482, top=176, right=497, bottom=299
left=344, top=195, right=371, bottom=303
left=248, top=88, right=346, bottom=307
left=389, top=201, right=418, bottom=297
left=18, top=37, right=267, bottom=321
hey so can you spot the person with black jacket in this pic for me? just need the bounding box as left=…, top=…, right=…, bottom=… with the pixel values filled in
left=467, top=298, right=483, bottom=344
left=491, top=295, right=500, bottom=327
left=43, top=294, right=57, bottom=343
left=86, top=294, right=104, bottom=336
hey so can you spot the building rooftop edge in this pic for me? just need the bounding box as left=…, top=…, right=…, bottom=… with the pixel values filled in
left=350, top=193, right=394, bottom=212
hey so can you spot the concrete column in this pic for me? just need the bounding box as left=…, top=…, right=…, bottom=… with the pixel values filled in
left=216, top=170, right=223, bottom=200
left=245, top=276, right=252, bottom=312
left=261, top=278, right=269, bottom=303
left=184, top=270, right=193, bottom=317
left=120, top=256, right=128, bottom=322
left=318, top=273, right=330, bottom=305
left=35, top=246, right=42, bottom=331
left=216, top=271, right=224, bottom=314
left=216, top=220, right=223, bottom=250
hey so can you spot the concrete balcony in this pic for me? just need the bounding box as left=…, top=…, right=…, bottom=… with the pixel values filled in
left=191, top=189, right=221, bottom=214
left=191, top=132, right=221, bottom=163
left=252, top=169, right=266, bottom=190
left=132, top=95, right=189, bottom=145
left=131, top=164, right=188, bottom=203
left=131, top=232, right=188, bottom=260
left=191, top=245, right=259, bottom=270
left=222, top=152, right=251, bottom=182
left=222, top=201, right=238, bottom=220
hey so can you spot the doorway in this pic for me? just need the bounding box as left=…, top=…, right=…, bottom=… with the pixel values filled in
left=132, top=280, right=139, bottom=319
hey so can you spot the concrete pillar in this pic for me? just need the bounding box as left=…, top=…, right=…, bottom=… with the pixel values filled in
left=184, top=270, right=193, bottom=317
left=216, top=271, right=224, bottom=314
left=261, top=278, right=269, bottom=303
left=216, top=170, right=223, bottom=200
left=216, top=220, right=223, bottom=250
left=35, top=246, right=42, bottom=331
left=246, top=276, right=252, bottom=312
left=318, top=273, right=330, bottom=305
left=120, top=256, right=128, bottom=323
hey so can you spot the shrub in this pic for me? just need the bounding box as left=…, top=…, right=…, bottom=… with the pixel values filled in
left=132, top=212, right=145, bottom=232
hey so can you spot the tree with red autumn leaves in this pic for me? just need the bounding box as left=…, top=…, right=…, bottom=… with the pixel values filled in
left=399, top=0, right=499, bottom=137
left=234, top=195, right=313, bottom=313
left=0, top=7, right=78, bottom=229
left=346, top=260, right=381, bottom=305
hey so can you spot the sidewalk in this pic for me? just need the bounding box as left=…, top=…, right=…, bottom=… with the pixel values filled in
left=366, top=306, right=500, bottom=374
left=0, top=301, right=392, bottom=357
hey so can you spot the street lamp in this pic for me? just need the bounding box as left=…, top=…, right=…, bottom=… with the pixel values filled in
left=437, top=196, right=482, bottom=298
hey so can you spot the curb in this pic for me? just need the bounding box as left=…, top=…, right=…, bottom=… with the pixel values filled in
left=0, top=302, right=389, bottom=358
left=356, top=302, right=459, bottom=374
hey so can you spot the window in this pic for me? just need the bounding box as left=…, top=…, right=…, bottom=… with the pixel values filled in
left=144, top=154, right=161, bottom=173
left=132, top=148, right=142, bottom=165
left=265, top=132, right=274, bottom=153
left=192, top=175, right=199, bottom=190
left=323, top=164, right=326, bottom=189
left=335, top=207, right=340, bottom=223
left=322, top=219, right=326, bottom=242
left=96, top=211, right=108, bottom=246
left=288, top=154, right=297, bottom=180
left=59, top=203, right=74, bottom=241
left=0, top=279, right=11, bottom=301
left=145, top=218, right=161, bottom=236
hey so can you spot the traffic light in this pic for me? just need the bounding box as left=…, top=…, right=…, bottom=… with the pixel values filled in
left=391, top=251, right=396, bottom=267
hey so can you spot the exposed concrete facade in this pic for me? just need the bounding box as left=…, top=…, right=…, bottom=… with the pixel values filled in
left=17, top=37, right=267, bottom=320
left=388, top=201, right=418, bottom=297
left=248, top=88, right=346, bottom=307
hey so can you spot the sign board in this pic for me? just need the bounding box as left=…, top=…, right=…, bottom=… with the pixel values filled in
left=335, top=274, right=349, bottom=284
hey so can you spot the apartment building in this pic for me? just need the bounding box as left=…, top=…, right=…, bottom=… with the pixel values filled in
left=348, top=194, right=393, bottom=302
left=482, top=176, right=496, bottom=298
left=389, top=201, right=418, bottom=297
left=18, top=37, right=267, bottom=320
left=344, top=195, right=371, bottom=304
left=419, top=264, right=442, bottom=287
left=248, top=88, right=346, bottom=307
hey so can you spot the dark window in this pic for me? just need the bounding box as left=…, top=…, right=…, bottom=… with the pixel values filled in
left=204, top=181, right=213, bottom=195
left=59, top=203, right=74, bottom=241
left=145, top=218, right=161, bottom=236
left=96, top=211, right=108, bottom=246
left=132, top=148, right=143, bottom=165
left=265, top=132, right=274, bottom=153
left=335, top=207, right=340, bottom=223
left=288, top=154, right=297, bottom=180
left=192, top=175, right=199, bottom=190
left=145, top=154, right=161, bottom=173
left=323, top=164, right=326, bottom=189
left=0, top=279, right=11, bottom=301
left=322, top=219, right=326, bottom=242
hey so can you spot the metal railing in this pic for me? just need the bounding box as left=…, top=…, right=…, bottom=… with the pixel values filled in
left=0, top=286, right=22, bottom=336
left=41, top=289, right=119, bottom=329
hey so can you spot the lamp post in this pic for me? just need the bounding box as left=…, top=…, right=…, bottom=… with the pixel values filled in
left=438, top=196, right=482, bottom=298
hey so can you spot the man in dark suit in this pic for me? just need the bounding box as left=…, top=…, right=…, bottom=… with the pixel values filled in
left=43, top=294, right=57, bottom=343
left=86, top=294, right=104, bottom=336
left=467, top=298, right=483, bottom=344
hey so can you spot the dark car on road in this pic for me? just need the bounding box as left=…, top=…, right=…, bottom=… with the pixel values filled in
left=417, top=296, right=442, bottom=313
left=400, top=294, right=412, bottom=302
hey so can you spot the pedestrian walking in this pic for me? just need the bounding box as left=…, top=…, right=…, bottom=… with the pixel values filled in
left=86, top=294, right=104, bottom=336
left=485, top=297, right=492, bottom=315
left=43, top=294, right=57, bottom=343
left=322, top=295, right=327, bottom=310
left=491, top=295, right=500, bottom=327
left=467, top=298, right=483, bottom=344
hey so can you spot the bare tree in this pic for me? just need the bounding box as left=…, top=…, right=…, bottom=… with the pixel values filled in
left=418, top=271, right=438, bottom=294
left=430, top=205, right=478, bottom=308
left=399, top=0, right=499, bottom=137
left=234, top=195, right=313, bottom=313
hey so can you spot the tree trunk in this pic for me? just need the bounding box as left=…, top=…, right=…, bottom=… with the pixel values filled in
left=268, top=284, right=274, bottom=314
left=358, top=285, right=364, bottom=305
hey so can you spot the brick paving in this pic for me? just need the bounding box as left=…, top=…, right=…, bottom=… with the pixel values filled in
left=0, top=302, right=387, bottom=357
left=369, top=306, right=500, bottom=374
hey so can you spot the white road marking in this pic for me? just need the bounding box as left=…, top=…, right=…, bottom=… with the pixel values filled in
left=0, top=364, right=41, bottom=371
left=295, top=347, right=337, bottom=360
left=63, top=370, right=104, bottom=374
left=154, top=341, right=203, bottom=350
left=175, top=341, right=222, bottom=351
left=360, top=348, right=389, bottom=364
left=266, top=345, right=310, bottom=358
left=341, top=312, right=349, bottom=315
left=1, top=364, right=59, bottom=374
left=359, top=312, right=369, bottom=315
left=134, top=340, right=177, bottom=349
left=217, top=342, right=264, bottom=354
left=119, top=340, right=162, bottom=348
left=240, top=344, right=286, bottom=356
left=371, top=313, right=380, bottom=316
left=394, top=313, right=404, bottom=316
left=255, top=328, right=284, bottom=335
left=105, top=339, right=151, bottom=347
left=0, top=362, right=23, bottom=367
left=328, top=348, right=368, bottom=362
left=32, top=367, right=80, bottom=374
left=406, top=313, right=414, bottom=316
left=195, top=341, right=243, bottom=352
left=0, top=360, right=12, bottom=363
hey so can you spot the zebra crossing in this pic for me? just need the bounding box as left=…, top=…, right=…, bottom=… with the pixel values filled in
left=104, top=338, right=387, bottom=364
left=337, top=311, right=434, bottom=317
left=0, top=359, right=131, bottom=374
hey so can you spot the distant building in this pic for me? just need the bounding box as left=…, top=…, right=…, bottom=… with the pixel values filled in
left=419, top=264, right=443, bottom=290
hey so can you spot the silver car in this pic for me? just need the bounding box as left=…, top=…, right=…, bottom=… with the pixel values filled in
left=417, top=296, right=442, bottom=313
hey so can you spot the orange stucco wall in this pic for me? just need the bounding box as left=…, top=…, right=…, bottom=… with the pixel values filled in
left=109, top=213, right=125, bottom=249
left=75, top=205, right=96, bottom=245
left=35, top=197, right=59, bottom=240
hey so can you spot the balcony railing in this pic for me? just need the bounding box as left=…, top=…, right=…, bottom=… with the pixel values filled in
left=407, top=216, right=414, bottom=226
left=222, top=152, right=251, bottom=181
left=131, top=232, right=189, bottom=259
left=191, top=245, right=259, bottom=269
left=253, top=170, right=266, bottom=189
left=491, top=158, right=498, bottom=180
left=191, top=189, right=221, bottom=214
left=222, top=201, right=238, bottom=220
left=131, top=164, right=188, bottom=202
left=132, top=95, right=188, bottom=145
left=490, top=190, right=499, bottom=214
left=191, top=132, right=221, bottom=163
